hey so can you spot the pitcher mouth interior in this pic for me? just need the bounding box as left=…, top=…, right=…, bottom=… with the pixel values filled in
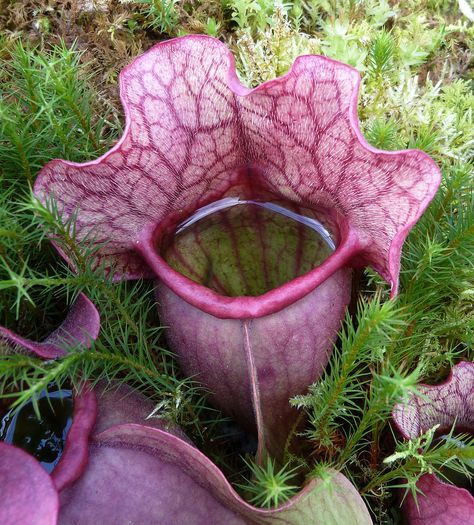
left=135, top=178, right=360, bottom=319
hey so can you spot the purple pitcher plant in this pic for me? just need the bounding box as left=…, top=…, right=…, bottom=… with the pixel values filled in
left=0, top=35, right=444, bottom=524
left=33, top=35, right=441, bottom=460
left=392, top=361, right=474, bottom=525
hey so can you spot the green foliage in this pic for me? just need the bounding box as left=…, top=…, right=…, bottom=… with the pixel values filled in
left=223, top=0, right=275, bottom=31
left=370, top=426, right=474, bottom=499
left=237, top=456, right=300, bottom=508
left=0, top=41, right=119, bottom=335
left=135, top=0, right=179, bottom=34
left=395, top=15, right=444, bottom=68
left=291, top=297, right=419, bottom=463
left=364, top=0, right=397, bottom=28
left=231, top=6, right=320, bottom=87
left=364, top=118, right=401, bottom=150
left=0, top=40, right=116, bottom=183
left=204, top=17, right=221, bottom=37
left=319, top=19, right=367, bottom=70
left=368, top=30, right=394, bottom=77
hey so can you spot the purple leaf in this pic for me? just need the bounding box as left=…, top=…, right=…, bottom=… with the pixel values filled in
left=34, top=36, right=440, bottom=458
left=0, top=442, right=59, bottom=525
left=0, top=381, right=372, bottom=523
left=50, top=387, right=97, bottom=491
left=156, top=270, right=351, bottom=458
left=59, top=424, right=372, bottom=525
left=34, top=36, right=440, bottom=290
left=0, top=293, right=100, bottom=359
left=393, top=361, right=474, bottom=439
left=0, top=295, right=100, bottom=489
left=58, top=385, right=372, bottom=525
left=392, top=362, right=474, bottom=524
left=92, top=380, right=191, bottom=441
left=402, top=474, right=474, bottom=525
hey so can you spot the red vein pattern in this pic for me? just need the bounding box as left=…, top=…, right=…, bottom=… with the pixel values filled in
left=34, top=35, right=441, bottom=292
left=393, top=361, right=474, bottom=439
left=392, top=362, right=474, bottom=525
